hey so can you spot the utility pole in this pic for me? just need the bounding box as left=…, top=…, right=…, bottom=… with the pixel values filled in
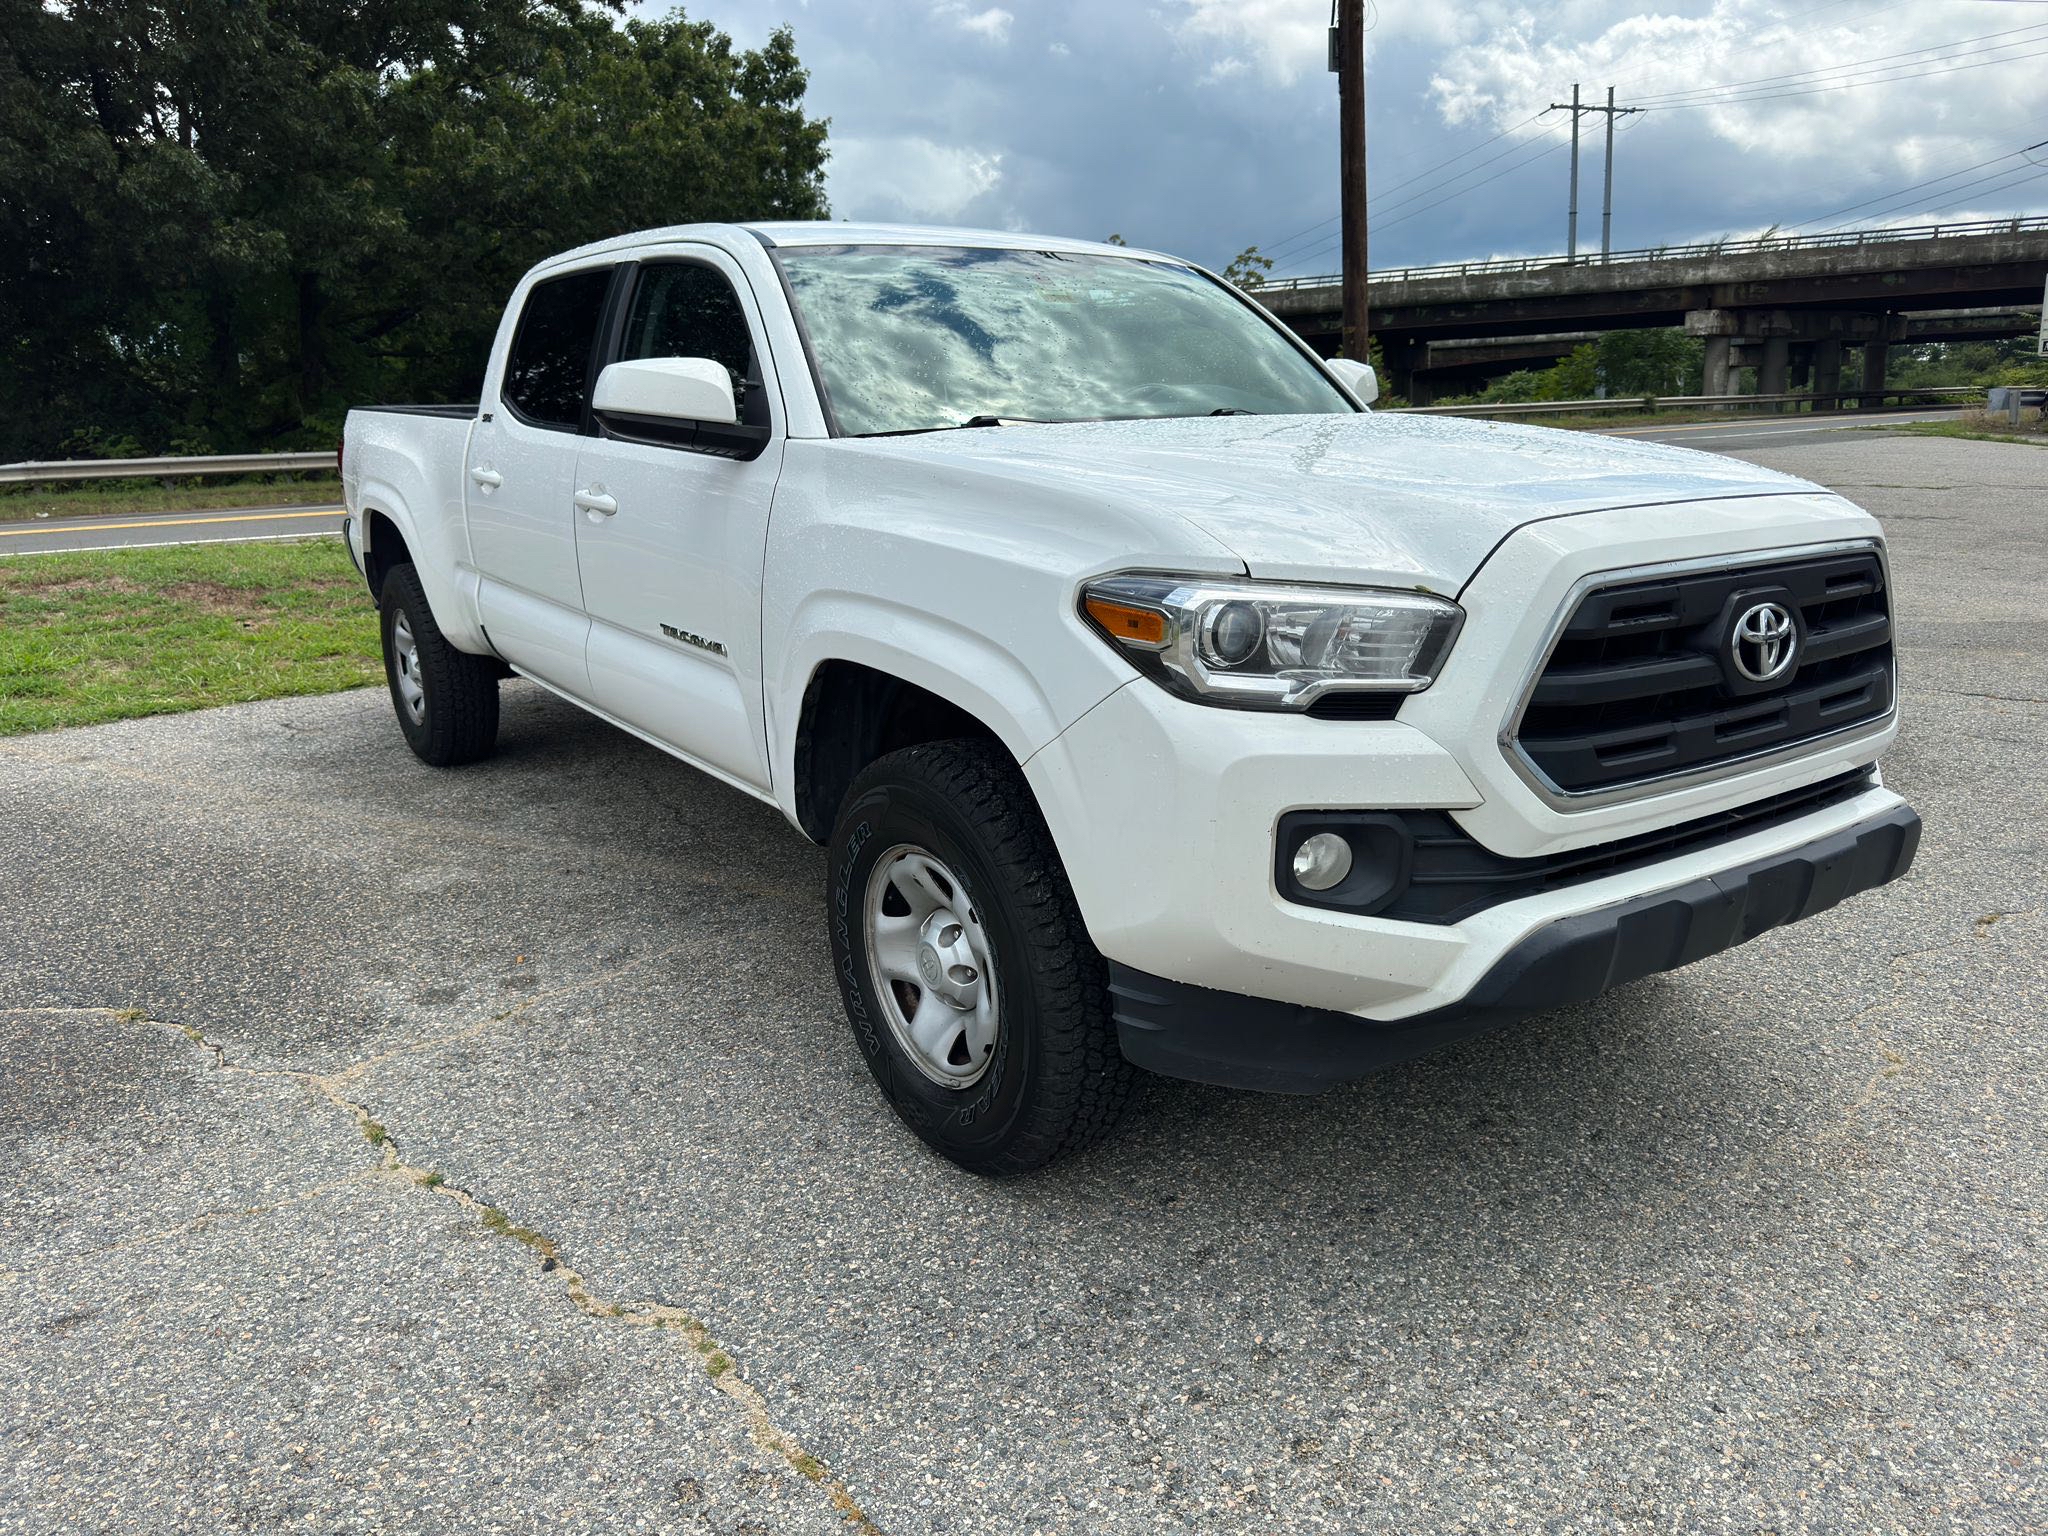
left=1330, top=0, right=1368, bottom=359
left=1546, top=87, right=1643, bottom=262
left=1566, top=83, right=1580, bottom=259
left=1600, top=85, right=1618, bottom=256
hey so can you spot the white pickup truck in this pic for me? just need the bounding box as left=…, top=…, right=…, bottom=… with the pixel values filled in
left=341, top=222, right=1919, bottom=1174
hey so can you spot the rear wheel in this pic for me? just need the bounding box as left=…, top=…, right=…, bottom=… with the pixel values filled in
left=379, top=562, right=499, bottom=767
left=826, top=740, right=1135, bottom=1175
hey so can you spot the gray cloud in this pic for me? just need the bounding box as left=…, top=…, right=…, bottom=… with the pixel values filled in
left=635, top=1, right=2048, bottom=275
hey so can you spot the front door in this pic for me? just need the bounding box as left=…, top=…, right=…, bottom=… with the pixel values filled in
left=468, top=263, right=614, bottom=692
left=570, top=250, right=782, bottom=790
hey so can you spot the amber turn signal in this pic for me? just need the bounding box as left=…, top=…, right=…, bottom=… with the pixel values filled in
left=1084, top=595, right=1169, bottom=648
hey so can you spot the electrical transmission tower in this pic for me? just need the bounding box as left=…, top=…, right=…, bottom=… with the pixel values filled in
left=1545, top=86, right=1644, bottom=260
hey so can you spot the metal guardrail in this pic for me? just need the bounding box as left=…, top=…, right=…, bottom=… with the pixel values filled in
left=0, top=451, right=336, bottom=486
left=1389, top=386, right=1981, bottom=418
left=1259, top=215, right=2048, bottom=293
left=0, top=392, right=1983, bottom=482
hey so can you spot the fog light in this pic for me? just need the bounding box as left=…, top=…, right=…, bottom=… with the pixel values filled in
left=1291, top=831, right=1353, bottom=892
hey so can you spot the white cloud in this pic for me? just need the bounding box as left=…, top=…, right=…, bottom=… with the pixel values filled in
left=935, top=3, right=1013, bottom=45
left=1171, top=0, right=1469, bottom=85
left=828, top=134, right=1006, bottom=223
left=1425, top=1, right=2048, bottom=191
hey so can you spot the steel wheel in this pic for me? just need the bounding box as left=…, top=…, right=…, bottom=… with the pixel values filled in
left=391, top=609, right=426, bottom=725
left=863, top=843, right=1000, bottom=1088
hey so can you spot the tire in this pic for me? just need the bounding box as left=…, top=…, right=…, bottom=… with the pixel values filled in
left=826, top=739, right=1136, bottom=1175
left=379, top=562, right=499, bottom=767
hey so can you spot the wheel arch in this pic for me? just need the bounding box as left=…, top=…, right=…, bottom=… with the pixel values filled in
left=790, top=658, right=1031, bottom=843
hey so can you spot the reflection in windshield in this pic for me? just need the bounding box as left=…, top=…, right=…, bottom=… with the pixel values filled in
left=774, top=245, right=1356, bottom=436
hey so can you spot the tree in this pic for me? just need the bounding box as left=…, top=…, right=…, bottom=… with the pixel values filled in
left=0, top=1, right=830, bottom=460
left=1221, top=245, right=1272, bottom=291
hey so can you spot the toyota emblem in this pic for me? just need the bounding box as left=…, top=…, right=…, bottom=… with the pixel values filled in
left=1731, top=600, right=1798, bottom=683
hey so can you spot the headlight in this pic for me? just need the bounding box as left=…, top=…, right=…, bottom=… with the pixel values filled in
left=1080, top=573, right=1462, bottom=711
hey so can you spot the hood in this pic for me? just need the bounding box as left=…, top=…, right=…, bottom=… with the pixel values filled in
left=843, top=412, right=1825, bottom=590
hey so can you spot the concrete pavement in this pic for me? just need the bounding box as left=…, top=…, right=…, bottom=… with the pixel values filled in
left=1, top=436, right=2043, bottom=1532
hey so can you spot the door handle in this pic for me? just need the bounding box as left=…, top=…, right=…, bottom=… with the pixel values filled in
left=469, top=466, right=502, bottom=490
left=574, top=488, right=618, bottom=518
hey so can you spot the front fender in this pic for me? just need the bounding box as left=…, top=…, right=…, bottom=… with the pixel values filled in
left=767, top=590, right=1120, bottom=827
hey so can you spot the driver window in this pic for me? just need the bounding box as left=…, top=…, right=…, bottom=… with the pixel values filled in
left=621, top=263, right=758, bottom=420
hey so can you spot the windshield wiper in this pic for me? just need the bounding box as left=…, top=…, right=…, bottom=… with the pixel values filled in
left=855, top=414, right=1046, bottom=439
left=1208, top=407, right=1258, bottom=416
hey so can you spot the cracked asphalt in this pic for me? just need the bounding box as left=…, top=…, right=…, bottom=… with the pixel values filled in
left=2, top=434, right=2042, bottom=1534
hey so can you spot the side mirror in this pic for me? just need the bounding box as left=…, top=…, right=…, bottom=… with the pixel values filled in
left=1326, top=357, right=1379, bottom=407
left=593, top=357, right=738, bottom=427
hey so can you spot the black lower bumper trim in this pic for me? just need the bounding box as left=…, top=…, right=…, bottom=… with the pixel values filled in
left=1109, top=801, right=1921, bottom=1095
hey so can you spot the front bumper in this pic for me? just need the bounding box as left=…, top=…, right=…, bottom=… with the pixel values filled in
left=1025, top=503, right=1906, bottom=1029
left=1107, top=800, right=1920, bottom=1093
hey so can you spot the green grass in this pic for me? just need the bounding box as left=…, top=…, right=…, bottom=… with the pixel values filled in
left=0, top=539, right=379, bottom=734
left=0, top=476, right=342, bottom=522
left=1866, top=409, right=2048, bottom=447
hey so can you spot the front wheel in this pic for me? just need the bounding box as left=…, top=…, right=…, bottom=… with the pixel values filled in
left=379, top=562, right=499, bottom=767
left=826, top=740, right=1136, bottom=1175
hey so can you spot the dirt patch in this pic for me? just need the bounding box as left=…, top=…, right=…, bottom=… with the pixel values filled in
left=159, top=579, right=258, bottom=612
left=0, top=574, right=148, bottom=597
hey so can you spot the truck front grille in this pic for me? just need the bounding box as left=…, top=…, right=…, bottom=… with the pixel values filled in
left=1511, top=548, right=1894, bottom=796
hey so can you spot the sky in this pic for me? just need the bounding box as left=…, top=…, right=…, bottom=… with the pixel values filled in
left=629, top=0, right=2048, bottom=278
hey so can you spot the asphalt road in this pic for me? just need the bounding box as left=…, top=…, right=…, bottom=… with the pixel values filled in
left=2, top=435, right=2042, bottom=1533
left=0, top=502, right=344, bottom=555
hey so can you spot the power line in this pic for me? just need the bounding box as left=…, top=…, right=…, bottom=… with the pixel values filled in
left=1625, top=20, right=2048, bottom=104
left=1259, top=111, right=1548, bottom=260
left=1637, top=44, right=2048, bottom=112
left=1834, top=161, right=2048, bottom=228
left=1792, top=134, right=2048, bottom=229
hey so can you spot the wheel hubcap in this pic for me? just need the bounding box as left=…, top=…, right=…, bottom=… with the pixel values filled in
left=864, top=845, right=999, bottom=1088
left=392, top=610, right=426, bottom=725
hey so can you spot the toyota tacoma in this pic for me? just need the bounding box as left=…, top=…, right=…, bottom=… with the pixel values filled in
left=340, top=223, right=1919, bottom=1173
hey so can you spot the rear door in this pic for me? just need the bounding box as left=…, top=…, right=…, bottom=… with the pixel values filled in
left=468, top=263, right=616, bottom=691
left=570, top=248, right=783, bottom=790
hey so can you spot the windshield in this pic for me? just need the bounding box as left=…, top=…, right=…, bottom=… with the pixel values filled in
left=773, top=244, right=1356, bottom=436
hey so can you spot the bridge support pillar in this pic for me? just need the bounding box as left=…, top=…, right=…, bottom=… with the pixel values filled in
left=1758, top=337, right=1791, bottom=402
left=1860, top=340, right=1889, bottom=409
left=1812, top=339, right=1843, bottom=410
left=1701, top=334, right=1736, bottom=399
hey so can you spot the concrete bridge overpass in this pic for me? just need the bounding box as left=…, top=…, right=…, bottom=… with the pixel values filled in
left=1254, top=216, right=2048, bottom=404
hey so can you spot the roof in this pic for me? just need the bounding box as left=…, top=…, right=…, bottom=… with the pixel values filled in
left=744, top=222, right=1169, bottom=261
left=534, top=221, right=1177, bottom=273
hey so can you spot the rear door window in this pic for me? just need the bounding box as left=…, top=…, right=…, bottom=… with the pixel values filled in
left=503, top=268, right=613, bottom=429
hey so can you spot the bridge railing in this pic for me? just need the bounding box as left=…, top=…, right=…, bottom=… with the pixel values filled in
left=1259, top=214, right=2048, bottom=292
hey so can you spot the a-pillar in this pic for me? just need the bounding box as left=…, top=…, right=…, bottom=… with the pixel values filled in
left=1702, top=335, right=1736, bottom=399
left=1758, top=337, right=1791, bottom=402
left=1811, top=339, right=1844, bottom=411
left=1860, top=340, right=1889, bottom=409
